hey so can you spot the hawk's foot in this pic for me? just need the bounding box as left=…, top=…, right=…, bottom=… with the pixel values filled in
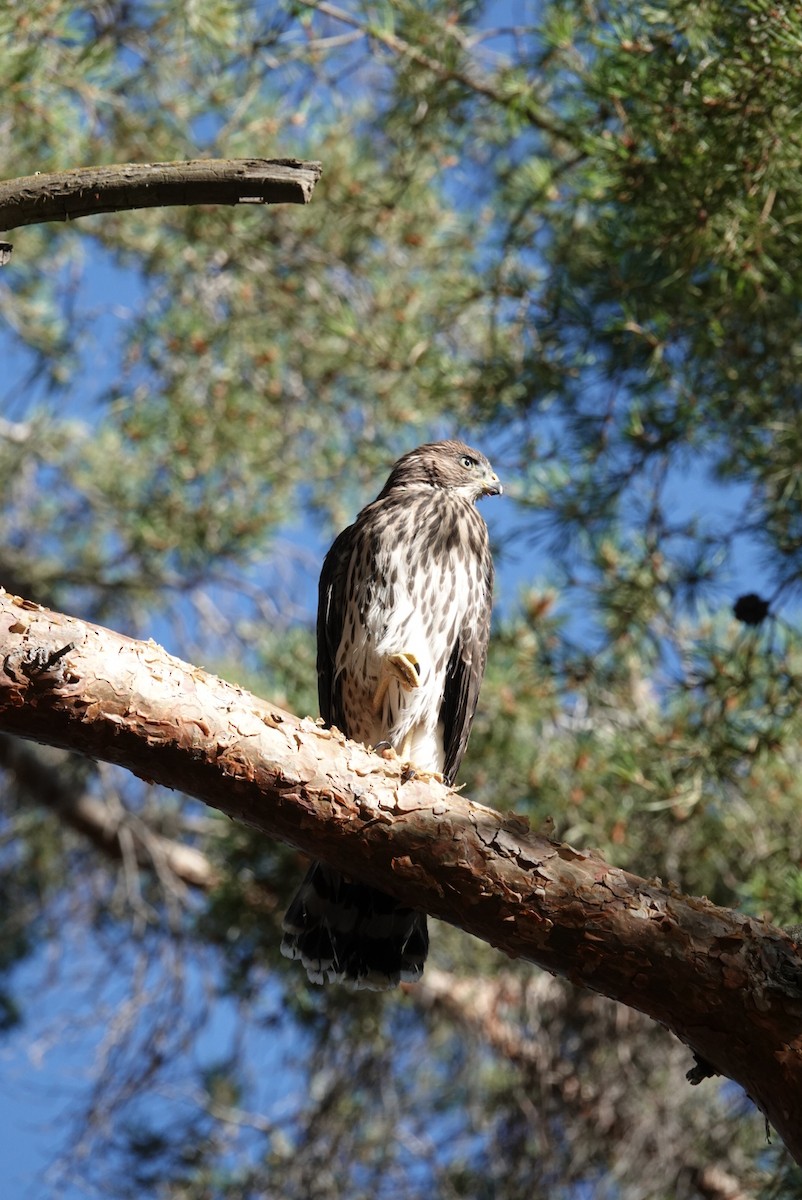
left=371, top=651, right=421, bottom=713
left=401, top=764, right=445, bottom=785
left=387, top=651, right=421, bottom=690
left=373, top=740, right=398, bottom=762
left=372, top=741, right=442, bottom=784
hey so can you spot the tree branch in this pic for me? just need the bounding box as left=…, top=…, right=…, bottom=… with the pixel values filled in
left=1, top=589, right=801, bottom=1162
left=0, top=158, right=322, bottom=233
left=0, top=733, right=218, bottom=890
left=298, top=0, right=570, bottom=140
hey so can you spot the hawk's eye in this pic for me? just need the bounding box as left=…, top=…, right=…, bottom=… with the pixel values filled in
left=459, top=454, right=477, bottom=469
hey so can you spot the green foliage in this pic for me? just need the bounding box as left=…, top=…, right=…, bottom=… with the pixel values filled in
left=2, top=0, right=802, bottom=1195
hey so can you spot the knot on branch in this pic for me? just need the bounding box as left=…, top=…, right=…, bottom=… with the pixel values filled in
left=4, top=641, right=75, bottom=685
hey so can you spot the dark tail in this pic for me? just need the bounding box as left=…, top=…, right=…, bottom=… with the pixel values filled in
left=280, top=862, right=428, bottom=990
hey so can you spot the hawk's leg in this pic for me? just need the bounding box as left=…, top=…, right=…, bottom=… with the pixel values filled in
left=371, top=654, right=442, bottom=782
left=371, top=652, right=421, bottom=714
left=400, top=728, right=415, bottom=763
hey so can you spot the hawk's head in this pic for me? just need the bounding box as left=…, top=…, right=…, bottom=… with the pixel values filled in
left=381, top=439, right=502, bottom=503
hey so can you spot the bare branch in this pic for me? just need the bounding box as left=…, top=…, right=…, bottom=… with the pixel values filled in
left=0, top=732, right=218, bottom=890
left=692, top=1166, right=755, bottom=1200
left=1, top=589, right=802, bottom=1162
left=411, top=966, right=554, bottom=1069
left=297, top=0, right=570, bottom=140
left=0, top=158, right=322, bottom=233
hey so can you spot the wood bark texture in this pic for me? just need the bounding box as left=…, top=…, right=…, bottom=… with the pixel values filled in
left=0, top=158, right=322, bottom=232
left=1, top=589, right=801, bottom=1160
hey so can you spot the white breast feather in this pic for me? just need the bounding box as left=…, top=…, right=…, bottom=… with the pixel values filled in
left=336, top=539, right=475, bottom=772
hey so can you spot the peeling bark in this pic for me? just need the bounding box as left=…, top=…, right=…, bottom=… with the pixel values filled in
left=1, top=590, right=802, bottom=1161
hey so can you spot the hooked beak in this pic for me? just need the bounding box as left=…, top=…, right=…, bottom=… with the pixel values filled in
left=481, top=472, right=503, bottom=498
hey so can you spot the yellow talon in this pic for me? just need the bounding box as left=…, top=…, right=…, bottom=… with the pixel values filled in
left=371, top=652, right=421, bottom=713
left=387, top=652, right=421, bottom=690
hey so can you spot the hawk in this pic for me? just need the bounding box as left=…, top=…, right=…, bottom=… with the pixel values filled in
left=281, top=439, right=501, bottom=989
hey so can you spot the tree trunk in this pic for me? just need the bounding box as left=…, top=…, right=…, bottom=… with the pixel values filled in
left=1, top=589, right=801, bottom=1161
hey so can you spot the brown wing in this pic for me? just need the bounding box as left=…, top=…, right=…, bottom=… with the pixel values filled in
left=316, top=522, right=354, bottom=732
left=439, top=550, right=494, bottom=786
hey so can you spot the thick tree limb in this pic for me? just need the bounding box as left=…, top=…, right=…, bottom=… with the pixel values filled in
left=0, top=158, right=322, bottom=233
left=1, top=590, right=802, bottom=1162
